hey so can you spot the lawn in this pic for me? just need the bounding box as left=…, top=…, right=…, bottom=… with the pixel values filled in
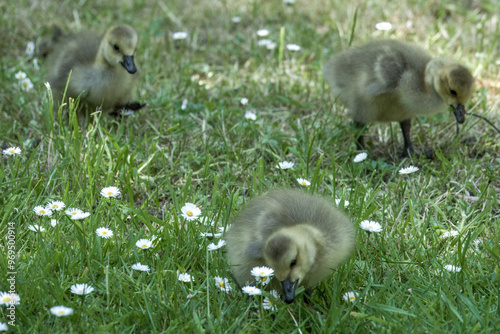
left=0, top=0, right=499, bottom=332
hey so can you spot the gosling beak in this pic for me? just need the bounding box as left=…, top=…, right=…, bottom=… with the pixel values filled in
left=452, top=104, right=466, bottom=124
left=281, top=278, right=299, bottom=304
left=120, top=55, right=137, bottom=74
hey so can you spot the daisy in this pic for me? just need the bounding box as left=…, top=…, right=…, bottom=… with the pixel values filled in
left=95, top=227, right=114, bottom=239
left=25, top=41, right=35, bottom=56
left=240, top=97, right=249, bottom=105
left=20, top=78, right=34, bottom=92
left=178, top=273, right=193, bottom=282
left=15, top=71, right=27, bottom=80
left=276, top=161, right=294, bottom=170
left=263, top=290, right=279, bottom=311
left=231, top=16, right=242, bottom=23
left=172, top=32, right=188, bottom=40
left=136, top=239, right=153, bottom=249
left=28, top=224, right=46, bottom=232
left=296, top=178, right=311, bottom=187
left=251, top=266, right=274, bottom=286
left=71, top=212, right=90, bottom=220
left=359, top=220, right=382, bottom=233
left=181, top=203, right=201, bottom=220
left=0, top=292, right=20, bottom=306
left=0, top=323, right=7, bottom=331
left=50, top=305, right=74, bottom=317
left=214, top=276, right=232, bottom=292
left=256, top=29, right=270, bottom=37
left=70, top=283, right=94, bottom=295
left=335, top=199, right=350, bottom=207
left=200, top=232, right=223, bottom=238
left=47, top=201, right=65, bottom=211
left=343, top=291, right=359, bottom=302
left=257, top=39, right=274, bottom=47
left=181, top=98, right=188, bottom=110
left=353, top=152, right=367, bottom=162
left=242, top=286, right=262, bottom=295
left=50, top=219, right=59, bottom=227
left=131, top=263, right=150, bottom=272
left=399, top=166, right=419, bottom=174
left=150, top=235, right=161, bottom=244
left=65, top=208, right=83, bottom=217
left=244, top=110, right=257, bottom=121
left=286, top=44, right=301, bottom=51
left=100, top=186, right=121, bottom=198
left=207, top=239, right=226, bottom=251
left=443, top=265, right=461, bottom=273
left=33, top=206, right=52, bottom=217
left=375, top=22, right=392, bottom=31
left=3, top=147, right=21, bottom=155
left=441, top=230, right=459, bottom=238
left=33, top=58, right=39, bottom=70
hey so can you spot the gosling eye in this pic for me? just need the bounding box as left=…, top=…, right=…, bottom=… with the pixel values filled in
left=290, top=259, right=297, bottom=268
left=113, top=44, right=120, bottom=51
left=449, top=89, right=457, bottom=96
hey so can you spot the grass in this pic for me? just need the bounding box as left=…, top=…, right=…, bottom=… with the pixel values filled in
left=1, top=0, right=499, bottom=332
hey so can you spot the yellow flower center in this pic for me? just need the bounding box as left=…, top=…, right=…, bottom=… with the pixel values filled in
left=4, top=297, right=11, bottom=302
left=301, top=181, right=307, bottom=185
left=40, top=210, right=46, bottom=214
left=102, top=231, right=107, bottom=235
left=262, top=277, right=267, bottom=282
left=107, top=191, right=113, bottom=196
left=22, top=82, right=28, bottom=88
left=269, top=301, right=274, bottom=305
left=58, top=311, right=65, bottom=315
left=349, top=296, right=356, bottom=301
left=218, top=282, right=225, bottom=287
left=71, top=212, right=77, bottom=215
left=8, top=149, right=14, bottom=153
left=186, top=210, right=193, bottom=216
left=141, top=245, right=148, bottom=248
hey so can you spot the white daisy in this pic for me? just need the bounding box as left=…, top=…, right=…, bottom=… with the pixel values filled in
left=136, top=239, right=153, bottom=249
left=375, top=22, right=392, bottom=31
left=251, top=266, right=274, bottom=286
left=50, top=305, right=74, bottom=317
left=242, top=286, right=262, bottom=295
left=0, top=292, right=20, bottom=306
left=28, top=224, right=45, bottom=232
left=181, top=203, right=201, bottom=220
left=0, top=322, right=8, bottom=331
left=71, top=212, right=90, bottom=220
left=276, top=161, right=294, bottom=170
left=240, top=97, right=249, bottom=105
left=286, top=44, right=301, bottom=51
left=263, top=290, right=279, bottom=311
left=256, top=29, right=270, bottom=37
left=207, top=239, right=226, bottom=251
left=257, top=39, right=274, bottom=47
left=200, top=232, right=223, bottom=238
left=441, top=230, right=459, bottom=238
left=443, top=265, right=461, bottom=273
left=100, top=186, right=121, bottom=198
left=244, top=110, right=257, bottom=121
left=231, top=16, right=242, bottom=23
left=343, top=291, right=359, bottom=302
left=50, top=219, right=59, bottom=227
left=96, top=227, right=114, bottom=239
left=353, top=152, right=367, bottom=163
left=178, top=273, right=193, bottom=282
left=335, top=199, right=350, bottom=207
left=33, top=206, right=52, bottom=217
left=131, top=263, right=150, bottom=272
left=359, top=220, right=382, bottom=233
left=214, top=276, right=232, bottom=292
left=3, top=147, right=22, bottom=155
left=399, top=166, right=419, bottom=174
left=172, top=32, right=188, bottom=40
left=47, top=201, right=65, bottom=211
left=70, top=283, right=94, bottom=295
left=296, top=178, right=311, bottom=187
left=25, top=41, right=35, bottom=56
left=65, top=208, right=83, bottom=217
left=15, top=71, right=27, bottom=80
left=20, top=78, right=34, bottom=92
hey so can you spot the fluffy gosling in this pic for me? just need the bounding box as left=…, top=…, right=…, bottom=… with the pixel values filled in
left=225, top=189, right=356, bottom=303
left=44, top=25, right=144, bottom=113
left=323, top=39, right=474, bottom=157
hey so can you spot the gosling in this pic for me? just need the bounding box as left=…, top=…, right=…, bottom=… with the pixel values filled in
left=323, top=39, right=474, bottom=157
left=44, top=25, right=144, bottom=113
left=225, top=189, right=356, bottom=304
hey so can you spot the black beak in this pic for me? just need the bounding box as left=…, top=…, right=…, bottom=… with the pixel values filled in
left=120, top=55, right=137, bottom=74
left=281, top=278, right=299, bottom=304
left=452, top=104, right=466, bottom=124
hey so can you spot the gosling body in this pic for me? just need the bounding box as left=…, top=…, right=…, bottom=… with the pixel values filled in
left=324, top=39, right=474, bottom=156
left=225, top=189, right=356, bottom=303
left=45, top=25, right=142, bottom=112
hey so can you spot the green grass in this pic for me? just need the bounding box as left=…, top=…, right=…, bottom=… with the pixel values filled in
left=1, top=0, right=499, bottom=332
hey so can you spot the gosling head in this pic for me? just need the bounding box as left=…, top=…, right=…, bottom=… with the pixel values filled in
left=427, top=59, right=474, bottom=123
left=102, top=25, right=138, bottom=74
left=263, top=228, right=317, bottom=303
